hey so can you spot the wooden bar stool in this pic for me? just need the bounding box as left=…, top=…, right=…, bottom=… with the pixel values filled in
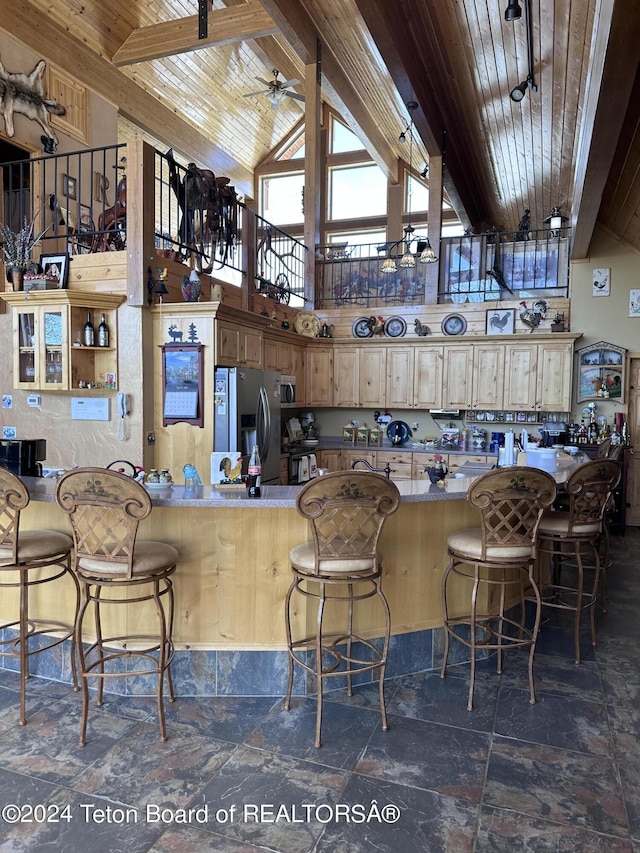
left=284, top=471, right=400, bottom=748
left=55, top=468, right=179, bottom=745
left=441, top=467, right=557, bottom=710
left=0, top=468, right=79, bottom=725
left=533, top=459, right=620, bottom=663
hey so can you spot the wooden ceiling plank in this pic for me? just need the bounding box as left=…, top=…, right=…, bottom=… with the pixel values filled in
left=112, top=2, right=279, bottom=67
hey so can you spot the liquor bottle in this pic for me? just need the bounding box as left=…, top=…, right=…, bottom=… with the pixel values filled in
left=247, top=445, right=261, bottom=498
left=98, top=313, right=109, bottom=347
left=83, top=312, right=95, bottom=347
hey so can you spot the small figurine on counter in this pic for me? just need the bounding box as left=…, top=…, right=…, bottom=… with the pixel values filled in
left=426, top=453, right=448, bottom=484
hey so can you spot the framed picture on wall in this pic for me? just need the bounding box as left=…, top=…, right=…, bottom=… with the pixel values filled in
left=63, top=174, right=77, bottom=200
left=485, top=308, right=515, bottom=334
left=592, top=268, right=610, bottom=296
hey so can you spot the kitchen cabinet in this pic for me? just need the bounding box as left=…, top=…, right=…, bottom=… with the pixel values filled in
left=263, top=336, right=293, bottom=374
left=471, top=343, right=505, bottom=410
left=442, top=344, right=474, bottom=408
left=503, top=341, right=573, bottom=412
left=386, top=346, right=443, bottom=409
left=305, top=345, right=333, bottom=406
left=3, top=291, right=121, bottom=392
left=333, top=345, right=387, bottom=407
left=317, top=449, right=342, bottom=472
left=291, top=344, right=306, bottom=402
left=215, top=320, right=263, bottom=368
left=341, top=449, right=376, bottom=472
left=376, top=450, right=412, bottom=479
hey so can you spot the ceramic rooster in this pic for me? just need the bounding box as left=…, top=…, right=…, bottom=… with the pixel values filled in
left=368, top=315, right=385, bottom=336
left=181, top=269, right=202, bottom=302
left=414, top=318, right=430, bottom=336
left=519, top=299, right=547, bottom=332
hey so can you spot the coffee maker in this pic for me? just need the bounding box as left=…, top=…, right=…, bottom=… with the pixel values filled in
left=540, top=422, right=568, bottom=447
left=0, top=439, right=46, bottom=477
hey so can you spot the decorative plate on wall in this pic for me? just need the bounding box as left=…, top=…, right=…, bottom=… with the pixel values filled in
left=294, top=312, right=320, bottom=337
left=383, top=316, right=407, bottom=337
left=352, top=317, right=374, bottom=338
left=441, top=314, right=467, bottom=336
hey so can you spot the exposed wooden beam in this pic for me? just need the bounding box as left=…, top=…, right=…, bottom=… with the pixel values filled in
left=112, top=2, right=279, bottom=67
left=260, top=0, right=399, bottom=183
left=0, top=0, right=253, bottom=195
left=570, top=0, right=640, bottom=259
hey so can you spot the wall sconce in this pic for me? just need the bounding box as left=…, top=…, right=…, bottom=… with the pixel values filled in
left=543, top=207, right=569, bottom=238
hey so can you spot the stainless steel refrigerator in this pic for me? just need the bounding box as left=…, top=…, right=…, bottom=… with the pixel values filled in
left=214, top=367, right=282, bottom=484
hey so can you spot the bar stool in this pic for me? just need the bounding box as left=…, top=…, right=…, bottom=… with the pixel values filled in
left=533, top=458, right=620, bottom=663
left=441, top=467, right=557, bottom=710
left=284, top=470, right=400, bottom=748
left=0, top=468, right=79, bottom=725
left=55, top=468, right=179, bottom=745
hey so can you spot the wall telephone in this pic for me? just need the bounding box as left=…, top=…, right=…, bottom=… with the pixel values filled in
left=117, top=393, right=130, bottom=441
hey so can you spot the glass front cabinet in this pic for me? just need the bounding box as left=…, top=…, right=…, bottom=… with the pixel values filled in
left=2, top=292, right=123, bottom=392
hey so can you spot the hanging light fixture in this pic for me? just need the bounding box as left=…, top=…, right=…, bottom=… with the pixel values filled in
left=507, top=0, right=537, bottom=103
left=400, top=102, right=419, bottom=269
left=380, top=256, right=397, bottom=274
left=419, top=239, right=438, bottom=264
left=543, top=206, right=569, bottom=238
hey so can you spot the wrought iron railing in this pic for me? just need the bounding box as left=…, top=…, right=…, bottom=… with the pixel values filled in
left=254, top=213, right=306, bottom=306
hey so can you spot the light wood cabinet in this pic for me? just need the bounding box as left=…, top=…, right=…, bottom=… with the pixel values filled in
left=216, top=320, right=263, bottom=368
left=291, top=344, right=306, bottom=401
left=305, top=346, right=333, bottom=406
left=376, top=450, right=412, bottom=479
left=333, top=345, right=387, bottom=407
left=3, top=291, right=121, bottom=392
left=386, top=345, right=443, bottom=409
left=341, top=449, right=376, bottom=471
left=471, top=342, right=505, bottom=410
left=317, top=449, right=342, bottom=472
left=263, top=336, right=293, bottom=374
left=442, top=344, right=474, bottom=408
left=503, top=340, right=573, bottom=412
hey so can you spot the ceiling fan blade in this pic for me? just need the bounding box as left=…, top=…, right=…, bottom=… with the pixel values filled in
left=286, top=92, right=306, bottom=103
left=279, top=78, right=301, bottom=88
left=254, top=77, right=272, bottom=87
left=244, top=89, right=270, bottom=98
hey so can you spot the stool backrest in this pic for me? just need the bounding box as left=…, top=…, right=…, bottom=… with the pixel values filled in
left=0, top=468, right=30, bottom=563
left=296, top=471, right=400, bottom=574
left=55, top=467, right=152, bottom=579
left=467, top=467, right=557, bottom=557
left=597, top=438, right=611, bottom=458
left=563, top=458, right=621, bottom=534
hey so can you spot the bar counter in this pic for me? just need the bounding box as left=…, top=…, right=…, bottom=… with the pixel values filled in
left=3, top=466, right=571, bottom=696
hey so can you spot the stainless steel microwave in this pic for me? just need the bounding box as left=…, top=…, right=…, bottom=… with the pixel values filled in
left=280, top=375, right=297, bottom=408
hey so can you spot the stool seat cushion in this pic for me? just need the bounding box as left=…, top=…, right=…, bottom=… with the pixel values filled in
left=0, top=529, right=73, bottom=564
left=290, top=541, right=376, bottom=576
left=538, top=511, right=600, bottom=537
left=447, top=527, right=534, bottom=561
left=77, top=540, right=179, bottom=578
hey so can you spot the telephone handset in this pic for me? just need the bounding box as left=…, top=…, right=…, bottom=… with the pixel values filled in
left=117, top=392, right=130, bottom=417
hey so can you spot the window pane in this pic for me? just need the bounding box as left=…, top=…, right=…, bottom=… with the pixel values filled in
left=331, top=119, right=365, bottom=153
left=406, top=173, right=429, bottom=214
left=260, top=173, right=304, bottom=225
left=329, top=164, right=387, bottom=220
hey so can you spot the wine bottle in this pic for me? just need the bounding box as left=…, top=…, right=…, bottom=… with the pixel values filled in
left=98, top=313, right=109, bottom=347
left=247, top=445, right=261, bottom=498
left=83, top=312, right=95, bottom=347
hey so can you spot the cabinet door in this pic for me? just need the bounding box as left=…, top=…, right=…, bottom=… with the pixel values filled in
left=472, top=343, right=504, bottom=410
left=241, top=327, right=263, bottom=368
left=317, top=449, right=342, bottom=472
left=386, top=347, right=414, bottom=408
left=414, top=346, right=443, bottom=409
left=40, top=308, right=69, bottom=390
left=342, top=449, right=376, bottom=471
left=442, top=345, right=473, bottom=408
left=359, top=346, right=387, bottom=408
left=504, top=343, right=538, bottom=410
left=376, top=450, right=412, bottom=479
left=333, top=347, right=359, bottom=406
left=13, top=307, right=39, bottom=388
left=216, top=321, right=240, bottom=365
left=263, top=337, right=279, bottom=371
left=536, top=342, right=573, bottom=411
left=412, top=453, right=449, bottom=480
left=305, top=347, right=333, bottom=406
left=291, top=345, right=306, bottom=402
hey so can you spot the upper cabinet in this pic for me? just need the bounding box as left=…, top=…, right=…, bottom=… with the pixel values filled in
left=386, top=345, right=443, bottom=409
left=576, top=341, right=626, bottom=403
left=2, top=291, right=122, bottom=392
left=503, top=340, right=574, bottom=412
left=215, top=320, right=263, bottom=368
left=333, top=344, right=387, bottom=408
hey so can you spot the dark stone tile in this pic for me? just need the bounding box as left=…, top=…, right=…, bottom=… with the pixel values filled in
left=500, top=651, right=604, bottom=702
left=495, top=686, right=612, bottom=755
left=0, top=765, right=59, bottom=808
left=356, top=714, right=490, bottom=804
left=244, top=696, right=379, bottom=769
left=70, top=720, right=237, bottom=810
left=192, top=744, right=349, bottom=853
left=476, top=805, right=634, bottom=851
left=484, top=739, right=628, bottom=837
left=170, top=648, right=217, bottom=696
left=168, top=695, right=279, bottom=742
left=149, top=825, right=266, bottom=852
left=533, top=624, right=596, bottom=662
left=315, top=773, right=477, bottom=853
left=324, top=679, right=398, bottom=713
left=385, top=628, right=434, bottom=678
left=386, top=669, right=499, bottom=731
left=217, top=650, right=301, bottom=697
left=600, top=660, right=640, bottom=710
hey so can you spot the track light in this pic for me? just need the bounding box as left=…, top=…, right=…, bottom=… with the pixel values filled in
left=420, top=164, right=429, bottom=179
left=510, top=80, right=528, bottom=102
left=504, top=0, right=522, bottom=21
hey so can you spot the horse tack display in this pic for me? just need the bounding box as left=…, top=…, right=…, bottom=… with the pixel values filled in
left=166, top=149, right=238, bottom=274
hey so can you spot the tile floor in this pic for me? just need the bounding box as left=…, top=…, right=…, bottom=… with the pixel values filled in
left=0, top=530, right=639, bottom=852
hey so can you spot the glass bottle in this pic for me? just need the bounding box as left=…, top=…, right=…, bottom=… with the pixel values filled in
left=83, top=312, right=95, bottom=347
left=247, top=445, right=261, bottom=498
left=98, top=313, right=109, bottom=347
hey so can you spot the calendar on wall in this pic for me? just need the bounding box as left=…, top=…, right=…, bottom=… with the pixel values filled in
left=161, top=344, right=204, bottom=427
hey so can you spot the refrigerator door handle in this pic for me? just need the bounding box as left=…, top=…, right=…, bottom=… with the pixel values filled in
left=257, top=386, right=271, bottom=462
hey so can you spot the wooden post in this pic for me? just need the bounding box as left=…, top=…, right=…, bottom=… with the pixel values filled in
left=125, top=140, right=156, bottom=307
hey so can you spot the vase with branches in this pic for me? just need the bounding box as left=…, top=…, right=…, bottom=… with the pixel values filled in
left=0, top=213, right=50, bottom=291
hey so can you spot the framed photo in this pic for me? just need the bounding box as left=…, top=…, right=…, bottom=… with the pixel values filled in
left=40, top=253, right=69, bottom=288
left=486, top=308, right=515, bottom=334
left=63, top=174, right=77, bottom=200
left=77, top=204, right=94, bottom=253
left=592, top=267, right=610, bottom=296
left=630, top=289, right=640, bottom=317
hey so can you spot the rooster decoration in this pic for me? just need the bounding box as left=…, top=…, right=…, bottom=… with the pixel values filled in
left=181, top=269, right=201, bottom=302
left=219, top=456, right=243, bottom=483
left=414, top=318, right=430, bottom=336
left=519, top=300, right=547, bottom=331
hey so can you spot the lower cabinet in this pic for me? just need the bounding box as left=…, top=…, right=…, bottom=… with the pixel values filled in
left=316, top=449, right=493, bottom=482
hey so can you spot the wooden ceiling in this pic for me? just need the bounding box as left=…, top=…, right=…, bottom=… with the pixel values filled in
left=1, top=0, right=639, bottom=259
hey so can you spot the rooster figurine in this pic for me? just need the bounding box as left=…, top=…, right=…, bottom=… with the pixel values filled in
left=519, top=300, right=547, bottom=332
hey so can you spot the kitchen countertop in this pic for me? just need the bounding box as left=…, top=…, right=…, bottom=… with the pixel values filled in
left=283, top=437, right=498, bottom=457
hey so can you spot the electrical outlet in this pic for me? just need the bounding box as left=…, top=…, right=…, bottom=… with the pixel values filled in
left=412, top=422, right=420, bottom=431
left=146, top=431, right=155, bottom=445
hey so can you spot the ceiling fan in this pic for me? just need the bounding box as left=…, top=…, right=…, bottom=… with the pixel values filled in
left=244, top=69, right=305, bottom=110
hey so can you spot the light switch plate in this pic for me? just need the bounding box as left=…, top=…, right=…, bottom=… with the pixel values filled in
left=27, top=394, right=41, bottom=407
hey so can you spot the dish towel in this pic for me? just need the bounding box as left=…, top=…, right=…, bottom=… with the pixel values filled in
left=298, top=456, right=310, bottom=482
left=309, top=454, right=318, bottom=478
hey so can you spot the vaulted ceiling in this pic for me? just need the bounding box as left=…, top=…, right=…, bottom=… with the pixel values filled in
left=1, top=0, right=639, bottom=259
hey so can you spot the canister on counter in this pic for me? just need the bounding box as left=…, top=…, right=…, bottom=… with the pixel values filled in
left=356, top=426, right=370, bottom=445
left=342, top=424, right=355, bottom=443
left=368, top=425, right=383, bottom=446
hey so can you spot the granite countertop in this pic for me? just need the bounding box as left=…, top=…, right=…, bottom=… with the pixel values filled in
left=285, top=437, right=498, bottom=457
